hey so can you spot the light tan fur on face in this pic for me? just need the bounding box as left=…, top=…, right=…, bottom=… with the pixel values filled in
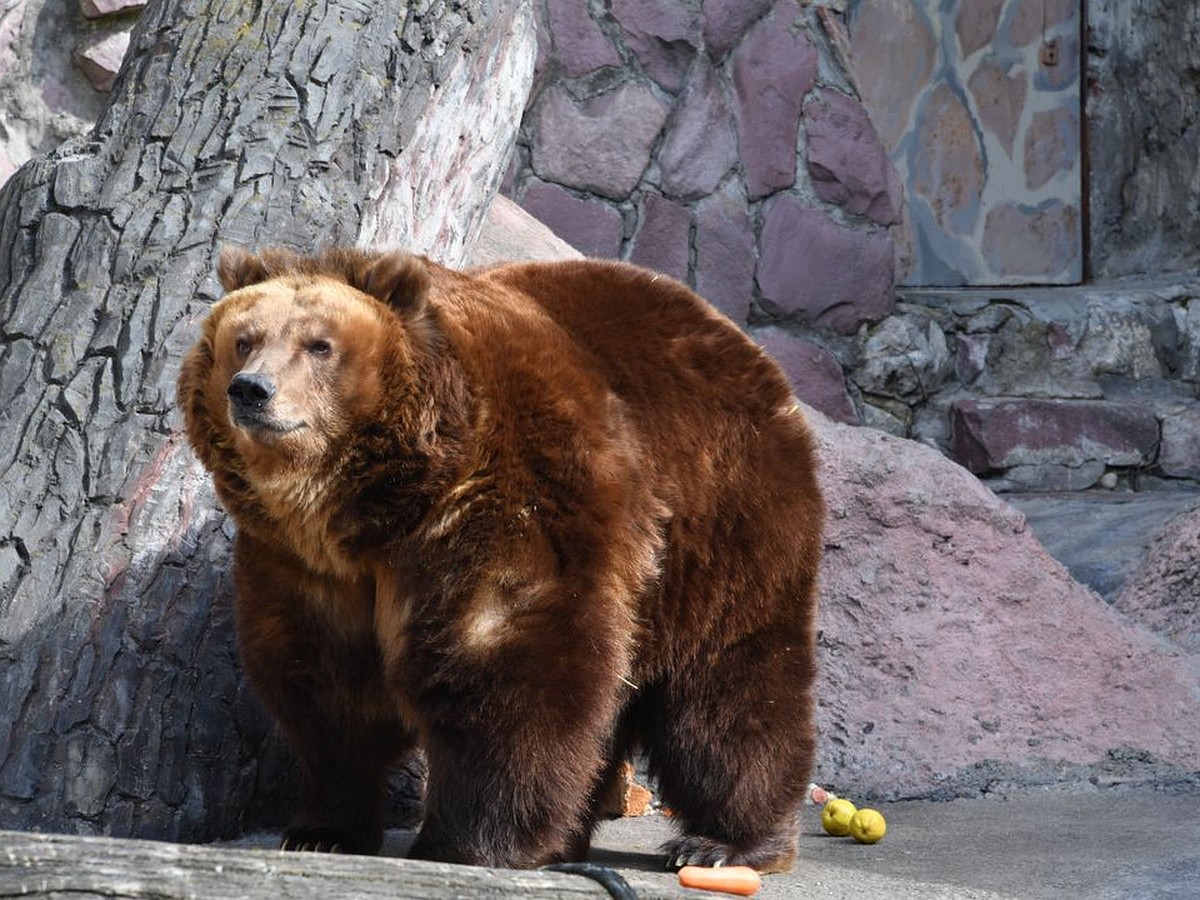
left=201, top=276, right=397, bottom=576
left=210, top=278, right=387, bottom=465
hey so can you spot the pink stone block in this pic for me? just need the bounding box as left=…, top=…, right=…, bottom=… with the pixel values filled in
left=520, top=180, right=623, bottom=259
left=629, top=193, right=690, bottom=281
left=701, top=0, right=772, bottom=58
left=610, top=0, right=698, bottom=93
left=74, top=28, right=131, bottom=93
left=731, top=3, right=817, bottom=199
left=694, top=185, right=756, bottom=324
left=949, top=398, right=1159, bottom=473
left=757, top=196, right=895, bottom=334
left=804, top=88, right=902, bottom=225
left=753, top=327, right=859, bottom=424
left=530, top=83, right=671, bottom=201
left=658, top=57, right=737, bottom=199
left=543, top=1, right=621, bottom=78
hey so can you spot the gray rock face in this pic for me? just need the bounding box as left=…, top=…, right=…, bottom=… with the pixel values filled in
left=1087, top=0, right=1200, bottom=279
left=0, top=0, right=536, bottom=842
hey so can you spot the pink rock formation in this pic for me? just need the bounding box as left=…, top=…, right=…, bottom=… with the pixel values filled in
left=812, top=411, right=1200, bottom=797
left=1115, top=503, right=1200, bottom=655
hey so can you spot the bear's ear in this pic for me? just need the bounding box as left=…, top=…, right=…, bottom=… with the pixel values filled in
left=356, top=251, right=431, bottom=317
left=217, top=245, right=270, bottom=293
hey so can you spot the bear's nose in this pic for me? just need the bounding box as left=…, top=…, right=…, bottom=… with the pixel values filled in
left=227, top=372, right=276, bottom=409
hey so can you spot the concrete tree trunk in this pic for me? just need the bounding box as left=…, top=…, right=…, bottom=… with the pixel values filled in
left=0, top=0, right=534, bottom=841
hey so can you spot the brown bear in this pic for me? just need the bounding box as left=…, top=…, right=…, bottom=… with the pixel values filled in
left=178, top=245, right=823, bottom=873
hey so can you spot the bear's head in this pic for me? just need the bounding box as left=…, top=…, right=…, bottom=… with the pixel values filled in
left=179, top=245, right=435, bottom=489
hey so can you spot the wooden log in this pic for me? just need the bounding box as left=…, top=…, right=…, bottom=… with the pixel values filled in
left=0, top=830, right=716, bottom=899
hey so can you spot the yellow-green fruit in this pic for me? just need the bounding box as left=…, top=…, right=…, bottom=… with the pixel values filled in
left=820, top=798, right=858, bottom=836
left=849, top=808, right=887, bottom=844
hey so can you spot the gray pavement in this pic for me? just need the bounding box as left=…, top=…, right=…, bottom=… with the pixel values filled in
left=581, top=787, right=1200, bottom=899
left=318, top=786, right=1200, bottom=898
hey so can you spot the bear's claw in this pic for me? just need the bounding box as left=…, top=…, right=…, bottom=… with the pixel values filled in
left=662, top=830, right=797, bottom=874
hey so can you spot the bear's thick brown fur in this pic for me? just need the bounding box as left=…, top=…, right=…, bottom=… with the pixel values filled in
left=178, top=246, right=823, bottom=872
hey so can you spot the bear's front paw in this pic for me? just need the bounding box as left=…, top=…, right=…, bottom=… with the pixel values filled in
left=281, top=824, right=378, bottom=855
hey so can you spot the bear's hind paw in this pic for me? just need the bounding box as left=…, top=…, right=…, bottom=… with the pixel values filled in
left=662, top=833, right=797, bottom=875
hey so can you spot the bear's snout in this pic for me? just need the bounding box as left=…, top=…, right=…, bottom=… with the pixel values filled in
left=227, top=372, right=276, bottom=425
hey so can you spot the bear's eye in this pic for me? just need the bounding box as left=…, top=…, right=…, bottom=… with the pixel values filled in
left=307, top=339, right=333, bottom=357
left=234, top=337, right=252, bottom=357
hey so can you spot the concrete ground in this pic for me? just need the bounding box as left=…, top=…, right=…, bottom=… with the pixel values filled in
left=577, top=787, right=1200, bottom=899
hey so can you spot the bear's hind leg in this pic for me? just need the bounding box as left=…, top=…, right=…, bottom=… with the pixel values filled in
left=646, top=630, right=816, bottom=874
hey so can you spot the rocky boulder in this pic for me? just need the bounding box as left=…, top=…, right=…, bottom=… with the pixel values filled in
left=1115, top=502, right=1200, bottom=655
left=811, top=410, right=1200, bottom=798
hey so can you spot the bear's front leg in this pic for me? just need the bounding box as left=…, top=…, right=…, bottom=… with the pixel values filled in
left=278, top=714, right=414, bottom=855
left=402, top=586, right=630, bottom=868
left=234, top=535, right=414, bottom=855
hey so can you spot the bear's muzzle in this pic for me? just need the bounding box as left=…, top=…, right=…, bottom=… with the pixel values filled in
left=228, top=372, right=283, bottom=431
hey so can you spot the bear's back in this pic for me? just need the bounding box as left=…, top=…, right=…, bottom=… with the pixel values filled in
left=474, top=260, right=821, bottom=649
left=478, top=259, right=794, bottom=430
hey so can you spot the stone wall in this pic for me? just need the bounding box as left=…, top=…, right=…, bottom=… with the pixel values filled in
left=507, top=0, right=901, bottom=346
left=5, top=0, right=1200, bottom=493
left=508, top=0, right=1200, bottom=492
left=846, top=0, right=1084, bottom=286
left=870, top=280, right=1200, bottom=492
left=1086, top=0, right=1200, bottom=279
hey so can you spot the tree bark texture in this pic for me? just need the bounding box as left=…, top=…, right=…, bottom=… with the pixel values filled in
left=0, top=829, right=710, bottom=899
left=0, top=0, right=534, bottom=841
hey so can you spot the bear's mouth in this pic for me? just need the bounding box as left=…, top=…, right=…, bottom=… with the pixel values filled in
left=230, top=408, right=308, bottom=438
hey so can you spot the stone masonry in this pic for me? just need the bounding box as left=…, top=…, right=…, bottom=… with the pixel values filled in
left=508, top=0, right=901, bottom=348
left=848, top=0, right=1084, bottom=286
left=4, top=0, right=1199, bottom=493
left=506, top=0, right=1200, bottom=492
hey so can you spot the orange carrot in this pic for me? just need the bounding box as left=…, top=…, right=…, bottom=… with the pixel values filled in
left=678, top=865, right=762, bottom=896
